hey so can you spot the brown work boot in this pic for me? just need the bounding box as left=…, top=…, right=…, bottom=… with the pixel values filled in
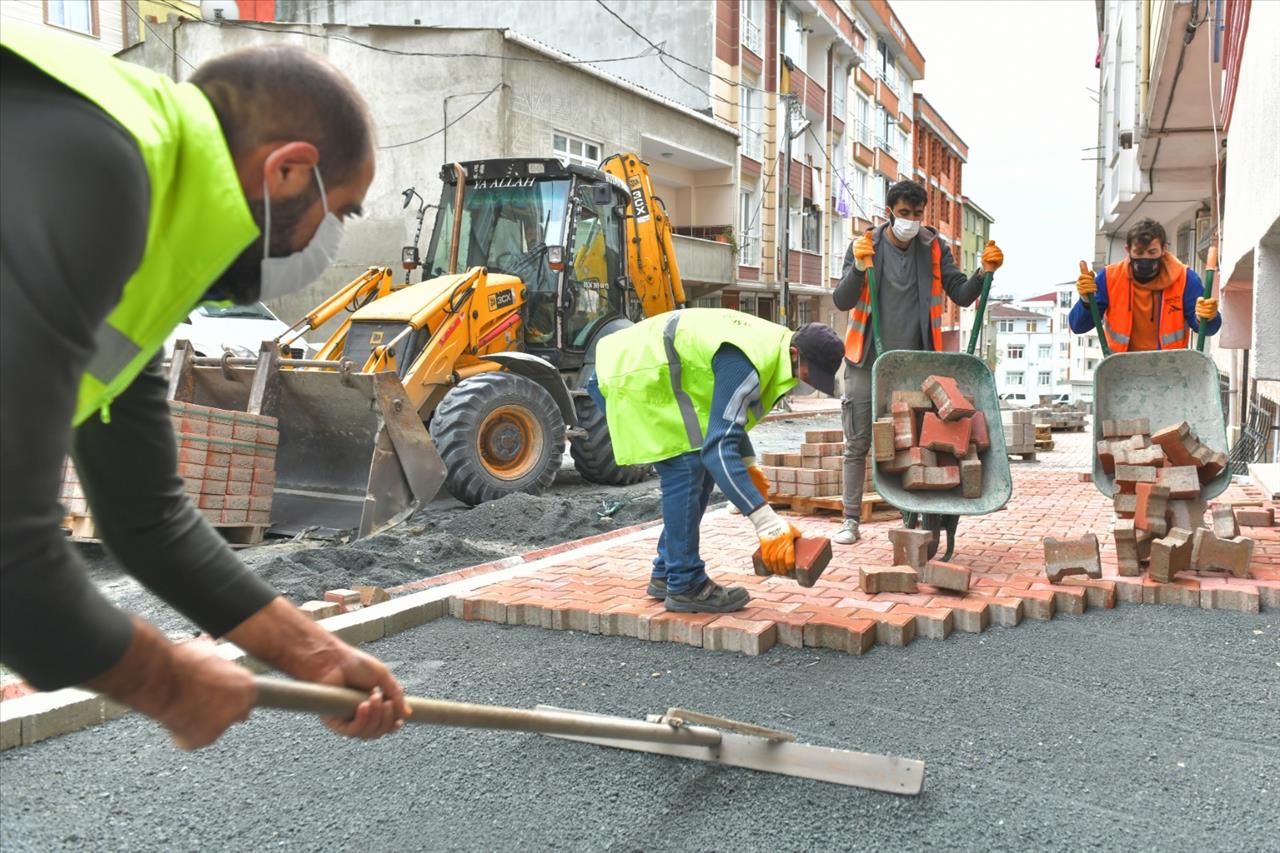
left=664, top=579, right=750, bottom=613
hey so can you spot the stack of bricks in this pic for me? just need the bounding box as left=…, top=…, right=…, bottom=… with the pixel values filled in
left=59, top=459, right=90, bottom=520
left=871, top=376, right=989, bottom=499
left=1097, top=417, right=1253, bottom=581
left=171, top=402, right=278, bottom=526
left=759, top=429, right=847, bottom=499
left=1002, top=409, right=1036, bottom=454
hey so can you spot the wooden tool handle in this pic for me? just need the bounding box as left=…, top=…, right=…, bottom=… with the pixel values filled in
left=254, top=677, right=371, bottom=718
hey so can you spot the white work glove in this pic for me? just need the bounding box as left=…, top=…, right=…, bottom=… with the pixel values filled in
left=749, top=505, right=800, bottom=574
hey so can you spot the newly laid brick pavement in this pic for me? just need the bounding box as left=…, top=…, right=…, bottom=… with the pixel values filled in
left=450, top=460, right=1277, bottom=658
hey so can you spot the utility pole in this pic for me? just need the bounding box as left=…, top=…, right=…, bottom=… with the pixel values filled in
left=780, top=93, right=792, bottom=328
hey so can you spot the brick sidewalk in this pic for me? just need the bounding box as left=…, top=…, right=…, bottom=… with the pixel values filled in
left=452, top=468, right=1277, bottom=657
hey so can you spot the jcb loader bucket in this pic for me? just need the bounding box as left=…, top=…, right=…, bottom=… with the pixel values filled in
left=167, top=343, right=446, bottom=539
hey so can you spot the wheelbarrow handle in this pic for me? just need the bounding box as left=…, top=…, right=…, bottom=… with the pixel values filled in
left=966, top=271, right=995, bottom=357
left=866, top=264, right=885, bottom=357
left=1086, top=292, right=1111, bottom=358
left=1196, top=246, right=1218, bottom=353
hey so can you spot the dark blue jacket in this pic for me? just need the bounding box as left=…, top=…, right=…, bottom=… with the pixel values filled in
left=1068, top=267, right=1221, bottom=342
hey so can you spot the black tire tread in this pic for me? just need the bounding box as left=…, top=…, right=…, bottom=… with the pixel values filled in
left=568, top=395, right=652, bottom=486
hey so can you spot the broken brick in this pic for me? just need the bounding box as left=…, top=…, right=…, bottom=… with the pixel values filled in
left=969, top=412, right=991, bottom=451
left=920, top=412, right=972, bottom=456
left=882, top=447, right=937, bottom=473
left=1151, top=421, right=1200, bottom=467
left=922, top=375, right=975, bottom=421
left=1190, top=529, right=1255, bottom=578
left=1157, top=466, right=1200, bottom=499
left=1235, top=507, right=1275, bottom=527
left=1042, top=534, right=1102, bottom=583
left=903, top=465, right=960, bottom=491
left=872, top=418, right=896, bottom=462
left=1134, top=483, right=1170, bottom=536
left=1211, top=504, right=1240, bottom=539
left=859, top=565, right=920, bottom=594
left=888, top=527, right=933, bottom=569
left=921, top=560, right=970, bottom=593
left=354, top=585, right=390, bottom=606
left=1148, top=528, right=1194, bottom=584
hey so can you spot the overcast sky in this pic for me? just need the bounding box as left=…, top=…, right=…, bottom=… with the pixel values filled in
left=891, top=0, right=1100, bottom=298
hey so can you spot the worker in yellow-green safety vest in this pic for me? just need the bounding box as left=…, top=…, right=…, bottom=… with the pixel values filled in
left=0, top=28, right=408, bottom=749
left=590, top=309, right=845, bottom=613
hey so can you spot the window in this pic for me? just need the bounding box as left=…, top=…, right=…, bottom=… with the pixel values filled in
left=552, top=132, right=601, bottom=168
left=45, top=0, right=96, bottom=35
left=1026, top=321, right=1037, bottom=333
left=897, top=130, right=909, bottom=169
left=1060, top=342, right=1069, bottom=353
left=801, top=203, right=821, bottom=253
left=856, top=95, right=872, bottom=147
left=739, top=187, right=761, bottom=266
left=565, top=185, right=624, bottom=349
left=1007, top=344, right=1024, bottom=359
left=796, top=299, right=814, bottom=325
left=694, top=294, right=723, bottom=308
left=832, top=65, right=847, bottom=122
left=1038, top=371, right=1052, bottom=386
left=854, top=167, right=869, bottom=217
left=1007, top=371, right=1024, bottom=386
left=1038, top=345, right=1051, bottom=359
left=831, top=211, right=847, bottom=260
left=783, top=6, right=806, bottom=66
left=998, top=320, right=1014, bottom=333
left=1058, top=291, right=1074, bottom=308
left=741, top=0, right=764, bottom=56
left=872, top=176, right=886, bottom=211
left=741, top=83, right=762, bottom=160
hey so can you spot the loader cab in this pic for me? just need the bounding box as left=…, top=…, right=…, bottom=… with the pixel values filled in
left=424, top=158, right=630, bottom=369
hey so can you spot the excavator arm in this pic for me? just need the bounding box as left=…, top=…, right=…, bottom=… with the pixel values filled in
left=600, top=153, right=687, bottom=318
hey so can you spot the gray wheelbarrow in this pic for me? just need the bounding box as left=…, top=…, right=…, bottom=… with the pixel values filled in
left=869, top=266, right=1011, bottom=561
left=1085, top=251, right=1231, bottom=501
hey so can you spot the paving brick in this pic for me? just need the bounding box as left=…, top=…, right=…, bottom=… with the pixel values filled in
left=890, top=390, right=933, bottom=412
left=1001, top=587, right=1054, bottom=620
left=1118, top=444, right=1167, bottom=468
left=1148, top=528, right=1194, bottom=583
left=1166, top=498, right=1207, bottom=531
left=1115, top=465, right=1158, bottom=494
left=969, top=411, right=991, bottom=452
left=1158, top=466, right=1201, bottom=499
left=1033, top=582, right=1087, bottom=615
left=891, top=401, right=918, bottom=450
left=864, top=610, right=917, bottom=646
left=922, top=375, right=975, bottom=421
left=1235, top=507, right=1275, bottom=528
left=859, top=565, right=920, bottom=594
left=1042, top=533, right=1102, bottom=582
left=782, top=452, right=804, bottom=467
left=920, top=412, right=972, bottom=456
left=1134, top=483, right=1170, bottom=536
left=872, top=418, right=896, bottom=462
left=761, top=452, right=787, bottom=466
left=324, top=589, right=362, bottom=611
left=1190, top=529, right=1255, bottom=578
left=703, top=615, right=777, bottom=655
left=1211, top=505, right=1240, bottom=539
left=942, top=598, right=990, bottom=633
left=1152, top=578, right=1201, bottom=608
left=805, top=429, right=844, bottom=443
left=799, top=443, right=824, bottom=459
left=803, top=614, right=876, bottom=654
left=922, top=560, right=970, bottom=593
left=355, top=585, right=391, bottom=606
left=751, top=537, right=831, bottom=587
left=1195, top=447, right=1229, bottom=483
left=1102, top=417, right=1150, bottom=438
left=981, top=595, right=1024, bottom=627
left=1198, top=581, right=1261, bottom=613
left=903, top=464, right=960, bottom=491
left=882, top=447, right=937, bottom=473
left=888, top=527, right=932, bottom=569
left=1058, top=576, right=1118, bottom=609
left=299, top=600, right=341, bottom=620
left=891, top=604, right=954, bottom=640
left=1151, top=421, right=1200, bottom=467
left=1113, top=492, right=1137, bottom=519
left=1096, top=440, right=1117, bottom=474
left=960, top=454, right=983, bottom=498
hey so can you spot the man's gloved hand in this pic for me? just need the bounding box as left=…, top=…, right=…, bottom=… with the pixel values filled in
left=742, top=456, right=770, bottom=501
left=1196, top=297, right=1218, bottom=321
left=1077, top=260, right=1098, bottom=299
left=852, top=230, right=875, bottom=272
left=748, top=505, right=800, bottom=575
left=980, top=240, right=1004, bottom=273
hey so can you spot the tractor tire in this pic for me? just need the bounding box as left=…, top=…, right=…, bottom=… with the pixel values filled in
left=430, top=372, right=564, bottom=507
left=568, top=394, right=653, bottom=486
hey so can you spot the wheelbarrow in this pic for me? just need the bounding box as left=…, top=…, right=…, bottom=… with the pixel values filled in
left=869, top=265, right=1011, bottom=560
left=1085, top=251, right=1231, bottom=501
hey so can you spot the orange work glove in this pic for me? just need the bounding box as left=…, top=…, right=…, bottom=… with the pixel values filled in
left=980, top=240, right=1004, bottom=272
left=852, top=230, right=875, bottom=272
left=1196, top=297, right=1218, bottom=321
left=1077, top=260, right=1098, bottom=299
left=742, top=458, right=771, bottom=501
left=748, top=505, right=800, bottom=574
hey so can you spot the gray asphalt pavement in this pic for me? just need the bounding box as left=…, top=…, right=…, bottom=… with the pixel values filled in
left=2, top=605, right=1276, bottom=852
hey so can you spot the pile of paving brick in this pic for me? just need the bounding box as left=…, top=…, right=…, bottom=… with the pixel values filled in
left=758, top=429, right=870, bottom=499
left=1030, top=404, right=1087, bottom=431
left=1002, top=409, right=1038, bottom=456
left=870, top=375, right=989, bottom=496
left=1090, top=417, right=1256, bottom=580
left=60, top=401, right=278, bottom=538
left=299, top=586, right=390, bottom=619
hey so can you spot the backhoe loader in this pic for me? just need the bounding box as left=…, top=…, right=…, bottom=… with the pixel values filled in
left=166, top=153, right=686, bottom=538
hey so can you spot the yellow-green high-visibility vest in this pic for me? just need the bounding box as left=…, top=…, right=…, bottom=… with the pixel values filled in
left=595, top=308, right=796, bottom=465
left=2, top=27, right=259, bottom=425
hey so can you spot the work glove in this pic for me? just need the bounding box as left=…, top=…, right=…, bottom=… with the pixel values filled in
left=742, top=456, right=771, bottom=501
left=1077, top=260, right=1098, bottom=299
left=1196, top=297, right=1218, bottom=321
left=980, top=240, right=1004, bottom=273
left=852, top=230, right=875, bottom=272
left=748, top=505, right=800, bottom=575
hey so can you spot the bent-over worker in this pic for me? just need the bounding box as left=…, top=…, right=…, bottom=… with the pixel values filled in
left=590, top=309, right=844, bottom=613
left=832, top=179, right=1004, bottom=544
left=1070, top=217, right=1221, bottom=351
left=0, top=29, right=407, bottom=748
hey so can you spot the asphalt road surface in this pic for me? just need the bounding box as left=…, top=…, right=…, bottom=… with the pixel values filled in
left=2, top=604, right=1276, bottom=851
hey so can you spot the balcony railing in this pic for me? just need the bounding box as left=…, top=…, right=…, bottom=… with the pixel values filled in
left=742, top=15, right=763, bottom=57
left=742, top=125, right=763, bottom=160
left=857, top=120, right=872, bottom=147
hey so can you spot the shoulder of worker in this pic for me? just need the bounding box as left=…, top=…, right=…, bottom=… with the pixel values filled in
left=1183, top=267, right=1204, bottom=292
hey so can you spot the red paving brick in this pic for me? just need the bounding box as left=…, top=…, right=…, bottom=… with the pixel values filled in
left=448, top=465, right=1276, bottom=658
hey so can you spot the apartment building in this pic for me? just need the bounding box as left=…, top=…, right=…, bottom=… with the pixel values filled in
left=911, top=93, right=969, bottom=351
left=960, top=196, right=994, bottom=275
left=0, top=0, right=131, bottom=52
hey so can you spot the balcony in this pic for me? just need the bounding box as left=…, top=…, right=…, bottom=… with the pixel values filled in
left=897, top=110, right=912, bottom=133
left=852, top=140, right=875, bottom=168
left=789, top=66, right=826, bottom=119
left=788, top=249, right=823, bottom=287
left=673, top=235, right=735, bottom=293
left=854, top=66, right=876, bottom=95
left=875, top=79, right=899, bottom=115
left=789, top=160, right=815, bottom=200
left=741, top=14, right=763, bottom=58
left=742, top=125, right=763, bottom=161
left=875, top=144, right=898, bottom=179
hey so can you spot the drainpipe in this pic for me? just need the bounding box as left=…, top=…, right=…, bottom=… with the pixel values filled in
left=1139, top=0, right=1151, bottom=125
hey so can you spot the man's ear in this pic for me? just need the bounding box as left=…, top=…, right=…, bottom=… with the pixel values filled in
left=790, top=345, right=799, bottom=360
left=258, top=141, right=321, bottom=200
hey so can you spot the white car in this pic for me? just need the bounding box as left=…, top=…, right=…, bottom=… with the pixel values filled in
left=999, top=392, right=1030, bottom=407
left=164, top=302, right=312, bottom=359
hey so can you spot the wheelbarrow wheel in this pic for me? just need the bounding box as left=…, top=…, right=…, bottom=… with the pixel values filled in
left=902, top=513, right=958, bottom=561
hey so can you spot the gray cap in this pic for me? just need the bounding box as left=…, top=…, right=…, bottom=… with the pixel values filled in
left=792, top=323, right=844, bottom=397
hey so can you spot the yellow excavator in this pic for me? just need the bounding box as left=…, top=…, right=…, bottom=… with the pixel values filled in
left=167, top=153, right=686, bottom=537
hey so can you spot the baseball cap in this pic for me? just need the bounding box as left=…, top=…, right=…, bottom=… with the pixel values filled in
left=792, top=323, right=844, bottom=397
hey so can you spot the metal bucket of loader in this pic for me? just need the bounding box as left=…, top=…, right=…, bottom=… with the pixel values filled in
left=1091, top=350, right=1230, bottom=500
left=169, top=346, right=445, bottom=538
left=871, top=350, right=1012, bottom=516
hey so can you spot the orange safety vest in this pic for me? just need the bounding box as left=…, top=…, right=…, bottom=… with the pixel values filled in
left=844, top=226, right=944, bottom=363
left=1099, top=255, right=1190, bottom=353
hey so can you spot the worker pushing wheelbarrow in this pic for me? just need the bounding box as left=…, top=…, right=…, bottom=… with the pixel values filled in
left=832, top=179, right=1008, bottom=559
left=1070, top=218, right=1230, bottom=501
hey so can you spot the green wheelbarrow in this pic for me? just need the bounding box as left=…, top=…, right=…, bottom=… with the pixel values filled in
left=869, top=266, right=1011, bottom=561
left=1086, top=251, right=1231, bottom=500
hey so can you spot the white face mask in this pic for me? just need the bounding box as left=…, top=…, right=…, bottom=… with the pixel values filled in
left=891, top=215, right=921, bottom=242
left=259, top=167, right=345, bottom=300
